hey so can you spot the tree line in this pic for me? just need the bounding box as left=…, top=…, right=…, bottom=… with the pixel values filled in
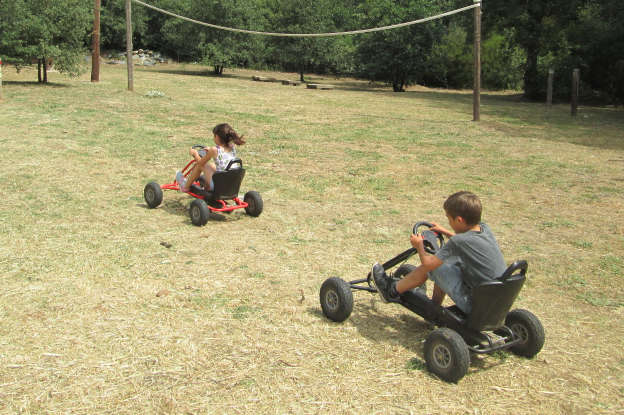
left=1, top=0, right=622, bottom=104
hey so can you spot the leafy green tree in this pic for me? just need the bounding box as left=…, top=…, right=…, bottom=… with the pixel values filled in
left=481, top=29, right=524, bottom=90
left=100, top=0, right=149, bottom=53
left=189, top=0, right=272, bottom=73
left=570, top=0, right=624, bottom=104
left=0, top=0, right=91, bottom=82
left=266, top=0, right=342, bottom=82
left=487, top=0, right=585, bottom=99
left=355, top=0, right=444, bottom=92
left=424, top=23, right=472, bottom=88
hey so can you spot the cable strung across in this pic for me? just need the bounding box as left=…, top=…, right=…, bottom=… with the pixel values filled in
left=132, top=0, right=481, bottom=38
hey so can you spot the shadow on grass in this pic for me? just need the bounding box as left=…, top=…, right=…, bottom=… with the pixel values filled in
left=3, top=80, right=69, bottom=88
left=137, top=197, right=250, bottom=225
left=144, top=66, right=624, bottom=149
left=310, top=298, right=509, bottom=379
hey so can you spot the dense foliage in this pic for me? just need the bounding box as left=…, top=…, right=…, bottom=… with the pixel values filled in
left=1, top=0, right=622, bottom=102
left=0, top=0, right=91, bottom=82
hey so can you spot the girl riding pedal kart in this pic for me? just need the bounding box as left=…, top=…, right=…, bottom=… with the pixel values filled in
left=143, top=123, right=263, bottom=226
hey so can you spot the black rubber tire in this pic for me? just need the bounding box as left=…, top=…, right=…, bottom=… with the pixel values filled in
left=144, top=182, right=163, bottom=209
left=319, top=277, right=354, bottom=322
left=244, top=191, right=263, bottom=217
left=393, top=264, right=426, bottom=295
left=424, top=328, right=470, bottom=383
left=189, top=199, right=210, bottom=226
left=506, top=309, right=545, bottom=358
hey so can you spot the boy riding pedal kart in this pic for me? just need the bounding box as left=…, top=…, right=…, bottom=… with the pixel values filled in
left=319, top=191, right=545, bottom=382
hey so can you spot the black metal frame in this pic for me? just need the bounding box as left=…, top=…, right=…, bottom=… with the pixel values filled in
left=346, top=241, right=527, bottom=355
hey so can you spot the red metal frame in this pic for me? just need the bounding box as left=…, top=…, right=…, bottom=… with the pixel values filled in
left=160, top=159, right=249, bottom=213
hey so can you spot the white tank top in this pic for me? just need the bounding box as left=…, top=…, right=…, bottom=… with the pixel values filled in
left=214, top=145, right=238, bottom=171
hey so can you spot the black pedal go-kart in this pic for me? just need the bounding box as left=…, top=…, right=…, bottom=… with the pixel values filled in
left=319, top=221, right=545, bottom=382
left=144, top=145, right=262, bottom=226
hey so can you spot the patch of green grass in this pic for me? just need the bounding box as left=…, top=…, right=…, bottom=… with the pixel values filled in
left=405, top=358, right=426, bottom=371
left=571, top=240, right=593, bottom=249
left=576, top=292, right=623, bottom=308
left=190, top=294, right=230, bottom=310
left=232, top=305, right=260, bottom=320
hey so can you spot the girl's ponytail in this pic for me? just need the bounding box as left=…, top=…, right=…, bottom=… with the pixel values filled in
left=232, top=133, right=246, bottom=146
left=213, top=123, right=246, bottom=146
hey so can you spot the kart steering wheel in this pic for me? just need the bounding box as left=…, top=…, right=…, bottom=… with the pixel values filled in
left=192, top=144, right=207, bottom=158
left=413, top=221, right=445, bottom=254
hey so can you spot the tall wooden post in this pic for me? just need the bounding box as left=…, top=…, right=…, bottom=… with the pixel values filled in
left=91, top=0, right=101, bottom=82
left=126, top=0, right=134, bottom=91
left=473, top=0, right=481, bottom=121
left=0, top=57, right=3, bottom=100
left=546, top=69, right=554, bottom=108
left=571, top=68, right=579, bottom=116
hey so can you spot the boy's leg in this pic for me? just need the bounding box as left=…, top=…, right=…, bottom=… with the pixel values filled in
left=371, top=263, right=399, bottom=303
left=432, top=283, right=446, bottom=306
left=428, top=261, right=471, bottom=313
left=395, top=265, right=428, bottom=294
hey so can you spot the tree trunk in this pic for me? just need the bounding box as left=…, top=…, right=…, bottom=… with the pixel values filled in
left=43, top=57, right=48, bottom=83
left=299, top=71, right=304, bottom=82
left=392, top=80, right=405, bottom=92
left=38, top=59, right=42, bottom=83
left=523, top=47, right=540, bottom=100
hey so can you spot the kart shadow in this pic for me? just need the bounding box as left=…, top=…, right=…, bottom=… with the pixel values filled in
left=314, top=296, right=509, bottom=377
left=138, top=198, right=246, bottom=224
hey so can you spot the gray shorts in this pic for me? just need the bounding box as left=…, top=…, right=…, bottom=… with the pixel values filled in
left=428, top=257, right=472, bottom=314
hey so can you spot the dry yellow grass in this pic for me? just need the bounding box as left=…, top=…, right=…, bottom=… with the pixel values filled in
left=0, top=63, right=622, bottom=414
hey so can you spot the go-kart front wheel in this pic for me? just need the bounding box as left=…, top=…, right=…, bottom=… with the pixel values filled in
left=144, top=182, right=163, bottom=209
left=424, top=328, right=470, bottom=383
left=320, top=277, right=353, bottom=322
left=244, top=191, right=263, bottom=217
left=189, top=199, right=210, bottom=226
left=506, top=309, right=545, bottom=358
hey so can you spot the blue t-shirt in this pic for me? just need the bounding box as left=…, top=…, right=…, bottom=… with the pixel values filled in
left=434, top=223, right=506, bottom=289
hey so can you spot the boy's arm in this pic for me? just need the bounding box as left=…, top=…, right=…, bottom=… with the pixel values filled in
left=431, top=222, right=455, bottom=238
left=410, top=234, right=443, bottom=271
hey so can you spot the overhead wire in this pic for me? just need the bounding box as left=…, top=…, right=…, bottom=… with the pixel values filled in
left=132, top=0, right=481, bottom=38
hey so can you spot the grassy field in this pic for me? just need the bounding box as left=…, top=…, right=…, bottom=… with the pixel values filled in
left=0, top=63, right=623, bottom=414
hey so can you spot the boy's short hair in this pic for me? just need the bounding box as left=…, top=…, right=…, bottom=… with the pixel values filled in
left=443, top=191, right=482, bottom=226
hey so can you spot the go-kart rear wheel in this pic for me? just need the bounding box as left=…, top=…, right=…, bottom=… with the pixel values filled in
left=506, top=309, right=545, bottom=358
left=189, top=199, right=210, bottom=226
left=393, top=264, right=426, bottom=295
left=144, top=182, right=163, bottom=209
left=320, top=277, right=353, bottom=322
left=244, top=191, right=263, bottom=217
left=424, top=328, right=470, bottom=383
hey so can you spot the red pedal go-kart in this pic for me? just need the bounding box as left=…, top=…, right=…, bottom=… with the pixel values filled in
left=319, top=221, right=545, bottom=382
left=143, top=146, right=263, bottom=226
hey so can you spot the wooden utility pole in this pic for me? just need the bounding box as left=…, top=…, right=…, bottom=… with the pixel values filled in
left=91, top=0, right=101, bottom=82
left=126, top=0, right=134, bottom=91
left=473, top=0, right=481, bottom=121
left=571, top=68, right=579, bottom=116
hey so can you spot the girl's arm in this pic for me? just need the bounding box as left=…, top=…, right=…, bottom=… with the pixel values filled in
left=189, top=147, right=201, bottom=162
left=196, top=146, right=217, bottom=166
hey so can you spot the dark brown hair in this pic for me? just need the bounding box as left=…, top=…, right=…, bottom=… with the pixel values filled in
left=213, top=123, right=245, bottom=146
left=443, top=191, right=482, bottom=226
